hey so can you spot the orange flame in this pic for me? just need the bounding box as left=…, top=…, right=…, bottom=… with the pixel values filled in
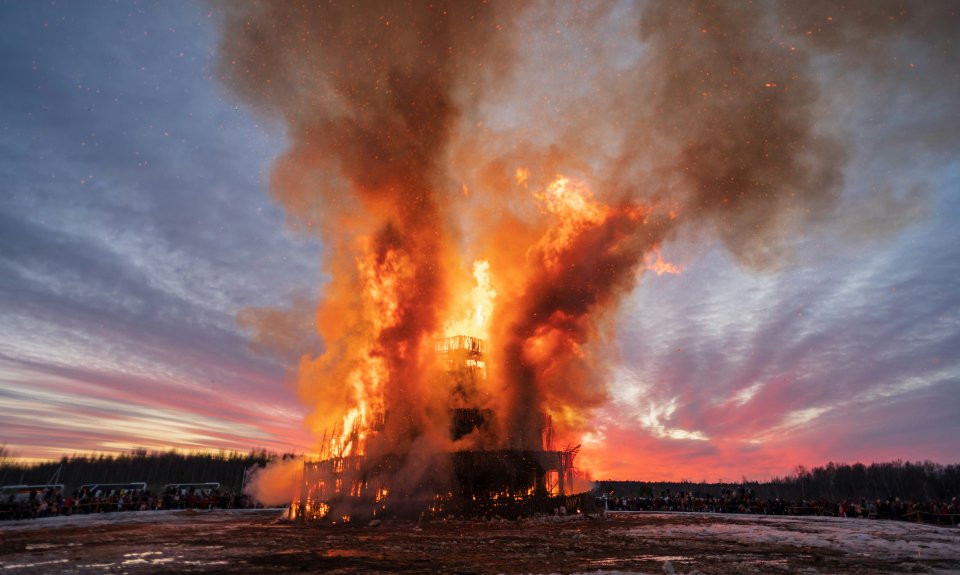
left=443, top=259, right=497, bottom=341
left=293, top=168, right=676, bottom=464
left=644, top=247, right=682, bottom=276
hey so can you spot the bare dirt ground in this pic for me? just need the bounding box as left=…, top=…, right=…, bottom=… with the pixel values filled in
left=1, top=509, right=958, bottom=574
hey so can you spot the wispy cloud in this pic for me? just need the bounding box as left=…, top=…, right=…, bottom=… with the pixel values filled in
left=0, top=2, right=320, bottom=460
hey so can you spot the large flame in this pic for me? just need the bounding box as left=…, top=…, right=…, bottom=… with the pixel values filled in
left=288, top=165, right=670, bottom=462
left=487, top=173, right=666, bottom=450
left=215, top=0, right=889, bottom=490
left=442, top=259, right=497, bottom=341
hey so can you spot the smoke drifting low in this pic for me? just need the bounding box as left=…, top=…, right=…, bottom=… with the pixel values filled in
left=244, top=457, right=302, bottom=507
left=217, top=0, right=957, bottom=469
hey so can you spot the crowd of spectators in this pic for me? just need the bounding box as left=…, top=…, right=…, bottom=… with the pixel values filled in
left=6, top=483, right=958, bottom=525
left=597, top=487, right=960, bottom=525
left=0, top=484, right=257, bottom=521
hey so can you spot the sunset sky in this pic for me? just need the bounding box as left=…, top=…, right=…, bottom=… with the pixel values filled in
left=1, top=1, right=958, bottom=481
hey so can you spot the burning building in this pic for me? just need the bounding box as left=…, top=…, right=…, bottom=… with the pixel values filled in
left=293, top=334, right=588, bottom=522
left=216, top=1, right=673, bottom=522
left=214, top=0, right=889, bottom=521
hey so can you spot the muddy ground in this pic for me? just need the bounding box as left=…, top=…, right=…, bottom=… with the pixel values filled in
left=1, top=509, right=958, bottom=574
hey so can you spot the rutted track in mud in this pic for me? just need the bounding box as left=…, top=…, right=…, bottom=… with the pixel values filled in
left=1, top=509, right=958, bottom=574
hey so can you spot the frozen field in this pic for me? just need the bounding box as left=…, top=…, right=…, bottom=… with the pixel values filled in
left=1, top=509, right=958, bottom=574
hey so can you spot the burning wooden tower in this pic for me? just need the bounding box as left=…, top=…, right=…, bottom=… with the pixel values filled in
left=292, top=335, right=588, bottom=522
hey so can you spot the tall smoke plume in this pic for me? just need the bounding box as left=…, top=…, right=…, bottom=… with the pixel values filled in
left=218, top=1, right=526, bottom=461
left=217, top=0, right=956, bottom=469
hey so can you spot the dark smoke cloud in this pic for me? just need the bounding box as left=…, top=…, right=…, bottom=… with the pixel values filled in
left=216, top=0, right=957, bottom=469
left=469, top=0, right=956, bottom=450
left=216, top=1, right=521, bottom=229
left=477, top=0, right=851, bottom=448
left=778, top=0, right=960, bottom=164
left=780, top=1, right=958, bottom=60
left=634, top=0, right=846, bottom=270
left=629, top=0, right=957, bottom=266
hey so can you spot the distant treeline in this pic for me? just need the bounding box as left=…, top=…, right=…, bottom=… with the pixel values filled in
left=0, top=448, right=291, bottom=494
left=596, top=461, right=960, bottom=502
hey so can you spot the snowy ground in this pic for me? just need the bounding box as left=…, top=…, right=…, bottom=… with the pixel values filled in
left=0, top=509, right=958, bottom=574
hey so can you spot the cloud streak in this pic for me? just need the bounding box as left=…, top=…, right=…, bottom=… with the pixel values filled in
left=0, top=2, right=320, bottom=459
